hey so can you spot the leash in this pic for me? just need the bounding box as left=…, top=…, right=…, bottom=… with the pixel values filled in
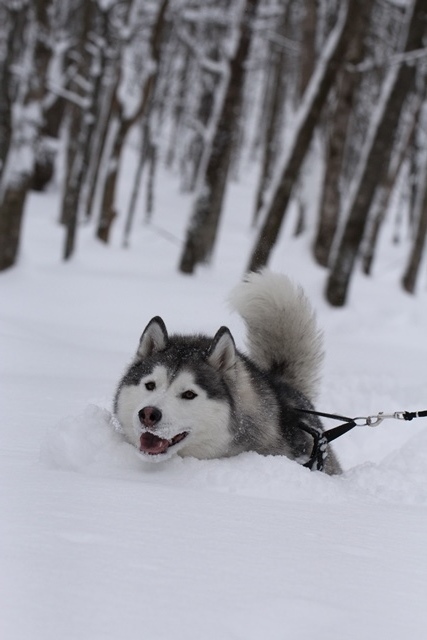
left=296, top=407, right=427, bottom=472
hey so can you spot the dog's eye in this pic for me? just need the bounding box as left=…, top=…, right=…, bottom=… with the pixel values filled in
left=145, top=381, right=156, bottom=391
left=181, top=390, right=197, bottom=400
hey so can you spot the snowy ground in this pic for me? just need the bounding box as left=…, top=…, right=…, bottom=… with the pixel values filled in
left=1, top=157, right=427, bottom=639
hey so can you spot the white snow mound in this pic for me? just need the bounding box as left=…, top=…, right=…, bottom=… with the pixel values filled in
left=40, top=404, right=427, bottom=505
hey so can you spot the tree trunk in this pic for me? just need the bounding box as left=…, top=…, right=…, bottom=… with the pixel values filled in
left=252, top=3, right=288, bottom=226
left=123, top=120, right=150, bottom=247
left=79, top=4, right=117, bottom=218
left=298, top=0, right=317, bottom=101
left=61, top=0, right=96, bottom=259
left=0, top=0, right=52, bottom=271
left=401, top=101, right=427, bottom=293
left=32, top=97, right=66, bottom=192
left=247, top=0, right=359, bottom=273
left=145, top=139, right=157, bottom=221
left=61, top=102, right=86, bottom=259
left=0, top=180, right=29, bottom=271
left=401, top=176, right=427, bottom=294
left=313, top=2, right=372, bottom=267
left=326, top=0, right=426, bottom=306
left=165, top=43, right=192, bottom=170
left=179, top=0, right=261, bottom=275
left=96, top=117, right=130, bottom=243
left=95, top=0, right=169, bottom=243
left=292, top=0, right=318, bottom=237
left=362, top=95, right=421, bottom=275
left=0, top=5, right=23, bottom=181
left=83, top=74, right=118, bottom=220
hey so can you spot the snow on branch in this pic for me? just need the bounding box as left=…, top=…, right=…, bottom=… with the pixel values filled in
left=176, top=26, right=228, bottom=76
left=349, top=47, right=427, bottom=73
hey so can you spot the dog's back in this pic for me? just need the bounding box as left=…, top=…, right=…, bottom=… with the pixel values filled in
left=230, top=270, right=341, bottom=474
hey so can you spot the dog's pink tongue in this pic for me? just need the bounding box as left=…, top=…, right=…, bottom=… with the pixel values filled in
left=140, top=432, right=169, bottom=455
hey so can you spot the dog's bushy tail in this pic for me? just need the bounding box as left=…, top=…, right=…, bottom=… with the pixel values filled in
left=229, top=270, right=323, bottom=402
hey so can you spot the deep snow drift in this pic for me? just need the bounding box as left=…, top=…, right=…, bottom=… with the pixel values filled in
left=1, top=162, right=427, bottom=640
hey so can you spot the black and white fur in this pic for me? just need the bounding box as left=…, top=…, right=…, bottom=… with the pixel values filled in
left=113, top=270, right=341, bottom=474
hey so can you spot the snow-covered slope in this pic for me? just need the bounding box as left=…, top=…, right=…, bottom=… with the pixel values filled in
left=1, top=164, right=427, bottom=639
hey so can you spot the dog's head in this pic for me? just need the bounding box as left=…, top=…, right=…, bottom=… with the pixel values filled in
left=114, top=317, right=237, bottom=462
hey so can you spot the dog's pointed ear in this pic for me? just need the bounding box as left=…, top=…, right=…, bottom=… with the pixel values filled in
left=207, top=326, right=236, bottom=372
left=137, top=316, right=168, bottom=358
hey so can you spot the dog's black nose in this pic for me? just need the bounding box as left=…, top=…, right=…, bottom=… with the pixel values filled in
left=138, top=406, right=162, bottom=428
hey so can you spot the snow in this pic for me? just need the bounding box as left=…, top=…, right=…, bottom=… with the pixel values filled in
left=1, top=148, right=427, bottom=639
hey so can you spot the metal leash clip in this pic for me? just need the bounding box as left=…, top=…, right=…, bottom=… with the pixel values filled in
left=354, top=411, right=406, bottom=427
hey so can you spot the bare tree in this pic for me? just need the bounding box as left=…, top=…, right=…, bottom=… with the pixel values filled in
left=326, top=0, right=427, bottom=306
left=402, top=100, right=427, bottom=293
left=0, top=0, right=53, bottom=272
left=179, top=0, right=260, bottom=274
left=312, top=1, right=373, bottom=267
left=247, top=0, right=360, bottom=273
left=122, top=117, right=151, bottom=247
left=175, top=6, right=231, bottom=193
left=298, top=0, right=317, bottom=98
left=252, top=3, right=289, bottom=226
left=362, top=92, right=422, bottom=275
left=61, top=0, right=98, bottom=260
left=95, top=0, right=169, bottom=244
left=0, top=2, right=27, bottom=182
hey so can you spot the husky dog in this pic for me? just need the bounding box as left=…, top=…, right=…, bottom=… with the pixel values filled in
left=113, top=270, right=341, bottom=475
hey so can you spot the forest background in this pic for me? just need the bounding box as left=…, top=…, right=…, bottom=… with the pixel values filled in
left=0, top=0, right=427, bottom=305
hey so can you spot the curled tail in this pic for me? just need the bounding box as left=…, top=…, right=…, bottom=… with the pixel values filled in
left=229, top=270, right=324, bottom=402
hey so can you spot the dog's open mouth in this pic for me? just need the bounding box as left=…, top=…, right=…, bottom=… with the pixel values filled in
left=139, top=431, right=188, bottom=455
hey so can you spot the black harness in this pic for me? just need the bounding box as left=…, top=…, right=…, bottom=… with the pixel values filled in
left=296, top=408, right=427, bottom=472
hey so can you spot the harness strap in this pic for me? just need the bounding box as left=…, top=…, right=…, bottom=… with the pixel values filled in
left=295, top=407, right=427, bottom=472
left=298, top=422, right=329, bottom=472
left=323, top=420, right=358, bottom=443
